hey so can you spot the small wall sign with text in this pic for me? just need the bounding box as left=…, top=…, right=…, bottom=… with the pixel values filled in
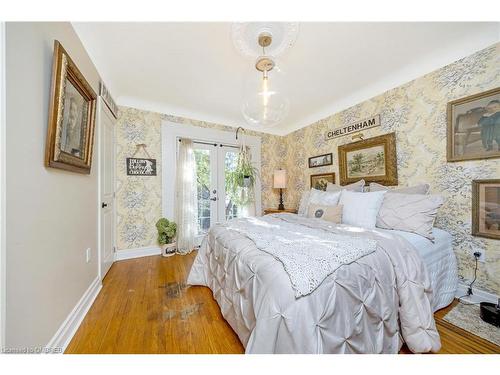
left=325, top=115, right=381, bottom=140
left=126, top=158, right=157, bottom=176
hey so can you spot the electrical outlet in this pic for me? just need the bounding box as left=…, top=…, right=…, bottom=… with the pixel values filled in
left=86, top=248, right=91, bottom=263
left=472, top=249, right=485, bottom=263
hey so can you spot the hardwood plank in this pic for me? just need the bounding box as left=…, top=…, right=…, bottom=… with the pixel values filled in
left=65, top=253, right=499, bottom=354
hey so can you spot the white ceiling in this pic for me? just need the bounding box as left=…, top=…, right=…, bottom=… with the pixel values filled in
left=73, top=22, right=500, bottom=136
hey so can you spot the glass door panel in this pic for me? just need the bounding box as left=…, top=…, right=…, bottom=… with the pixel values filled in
left=192, top=144, right=248, bottom=243
left=218, top=147, right=242, bottom=222
left=193, top=145, right=217, bottom=241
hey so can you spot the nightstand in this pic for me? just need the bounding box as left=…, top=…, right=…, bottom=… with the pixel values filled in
left=263, top=208, right=298, bottom=215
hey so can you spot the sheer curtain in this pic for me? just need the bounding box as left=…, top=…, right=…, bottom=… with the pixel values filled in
left=175, top=138, right=198, bottom=254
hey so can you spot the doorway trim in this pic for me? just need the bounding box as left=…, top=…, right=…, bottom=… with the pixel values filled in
left=161, top=121, right=262, bottom=220
left=97, top=97, right=116, bottom=280
left=0, top=21, right=6, bottom=348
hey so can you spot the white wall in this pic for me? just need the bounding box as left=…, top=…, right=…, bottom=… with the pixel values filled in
left=5, top=22, right=100, bottom=348
left=1, top=21, right=6, bottom=349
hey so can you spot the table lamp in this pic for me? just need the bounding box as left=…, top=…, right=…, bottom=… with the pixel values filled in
left=273, top=169, right=287, bottom=210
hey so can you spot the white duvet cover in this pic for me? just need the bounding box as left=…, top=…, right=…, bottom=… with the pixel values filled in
left=187, top=213, right=441, bottom=354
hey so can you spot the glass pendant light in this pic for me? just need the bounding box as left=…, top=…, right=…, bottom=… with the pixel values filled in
left=242, top=32, right=289, bottom=127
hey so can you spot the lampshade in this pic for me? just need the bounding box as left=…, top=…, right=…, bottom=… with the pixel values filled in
left=273, top=170, right=287, bottom=189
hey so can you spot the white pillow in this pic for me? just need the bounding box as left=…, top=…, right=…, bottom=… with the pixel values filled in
left=309, top=189, right=342, bottom=206
left=339, top=190, right=387, bottom=228
left=297, top=190, right=311, bottom=216
left=326, top=179, right=365, bottom=192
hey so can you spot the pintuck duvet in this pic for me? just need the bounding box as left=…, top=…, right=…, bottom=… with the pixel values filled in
left=187, top=213, right=441, bottom=354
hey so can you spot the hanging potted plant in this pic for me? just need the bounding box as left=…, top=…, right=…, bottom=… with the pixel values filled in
left=236, top=146, right=258, bottom=187
left=156, top=218, right=177, bottom=257
left=228, top=146, right=258, bottom=206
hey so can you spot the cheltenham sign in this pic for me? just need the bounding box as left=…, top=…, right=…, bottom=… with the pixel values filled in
left=325, top=115, right=380, bottom=140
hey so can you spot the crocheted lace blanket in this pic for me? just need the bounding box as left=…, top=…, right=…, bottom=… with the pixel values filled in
left=225, top=215, right=376, bottom=297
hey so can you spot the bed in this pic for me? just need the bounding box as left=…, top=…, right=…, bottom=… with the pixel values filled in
left=377, top=228, right=458, bottom=312
left=187, top=212, right=454, bottom=354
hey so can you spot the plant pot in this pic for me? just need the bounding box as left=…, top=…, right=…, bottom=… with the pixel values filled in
left=161, top=242, right=176, bottom=257
left=243, top=175, right=252, bottom=188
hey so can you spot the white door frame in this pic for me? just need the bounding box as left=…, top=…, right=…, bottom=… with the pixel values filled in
left=97, top=97, right=116, bottom=280
left=161, top=121, right=262, bottom=220
left=0, top=21, right=6, bottom=349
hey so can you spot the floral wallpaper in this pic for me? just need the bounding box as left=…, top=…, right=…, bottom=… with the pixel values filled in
left=115, top=108, right=284, bottom=251
left=282, top=42, right=500, bottom=295
left=115, top=42, right=499, bottom=295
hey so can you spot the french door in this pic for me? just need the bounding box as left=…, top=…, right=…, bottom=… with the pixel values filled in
left=193, top=143, right=242, bottom=243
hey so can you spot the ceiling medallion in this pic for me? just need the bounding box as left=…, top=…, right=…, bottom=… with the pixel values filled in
left=231, top=22, right=299, bottom=58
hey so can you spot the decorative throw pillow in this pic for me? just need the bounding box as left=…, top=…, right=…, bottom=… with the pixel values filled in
left=309, top=189, right=342, bottom=206
left=369, top=182, right=430, bottom=194
left=326, top=179, right=365, bottom=192
left=339, top=190, right=386, bottom=228
left=297, top=190, right=311, bottom=216
left=376, top=193, right=445, bottom=240
left=307, top=204, right=343, bottom=224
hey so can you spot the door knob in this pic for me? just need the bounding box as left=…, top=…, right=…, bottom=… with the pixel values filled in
left=102, top=202, right=108, bottom=208
left=210, top=197, right=217, bottom=201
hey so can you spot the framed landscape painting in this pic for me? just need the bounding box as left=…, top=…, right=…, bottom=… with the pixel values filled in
left=338, top=132, right=398, bottom=186
left=308, top=153, right=333, bottom=168
left=45, top=40, right=97, bottom=174
left=472, top=179, right=500, bottom=240
left=447, top=87, right=500, bottom=162
left=310, top=173, right=335, bottom=191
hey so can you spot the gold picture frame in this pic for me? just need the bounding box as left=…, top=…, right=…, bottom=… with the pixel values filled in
left=447, top=87, right=500, bottom=162
left=338, top=132, right=398, bottom=186
left=310, top=173, right=335, bottom=191
left=45, top=40, right=97, bottom=174
left=472, top=179, right=500, bottom=240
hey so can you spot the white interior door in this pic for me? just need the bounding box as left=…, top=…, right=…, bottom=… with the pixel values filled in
left=99, top=101, right=115, bottom=279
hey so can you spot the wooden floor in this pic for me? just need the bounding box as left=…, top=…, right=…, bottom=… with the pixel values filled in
left=66, top=253, right=500, bottom=354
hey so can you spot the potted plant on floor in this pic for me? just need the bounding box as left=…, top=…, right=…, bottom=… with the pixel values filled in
left=156, top=218, right=177, bottom=257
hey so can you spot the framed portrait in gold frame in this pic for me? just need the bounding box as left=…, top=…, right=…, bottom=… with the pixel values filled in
left=472, top=179, right=500, bottom=240
left=310, top=173, right=335, bottom=191
left=45, top=40, right=97, bottom=174
left=338, top=132, right=398, bottom=186
left=447, top=87, right=500, bottom=162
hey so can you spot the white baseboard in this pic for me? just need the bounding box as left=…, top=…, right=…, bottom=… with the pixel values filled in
left=455, top=281, right=499, bottom=304
left=114, top=246, right=161, bottom=261
left=45, top=276, right=102, bottom=353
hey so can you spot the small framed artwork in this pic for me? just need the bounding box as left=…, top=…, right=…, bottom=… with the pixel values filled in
left=447, top=87, right=500, bottom=162
left=472, top=179, right=500, bottom=240
left=310, top=173, right=335, bottom=191
left=338, top=132, right=398, bottom=186
left=308, top=153, right=333, bottom=168
left=45, top=41, right=97, bottom=174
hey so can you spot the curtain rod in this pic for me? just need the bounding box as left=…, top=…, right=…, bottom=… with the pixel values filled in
left=178, top=138, right=240, bottom=149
